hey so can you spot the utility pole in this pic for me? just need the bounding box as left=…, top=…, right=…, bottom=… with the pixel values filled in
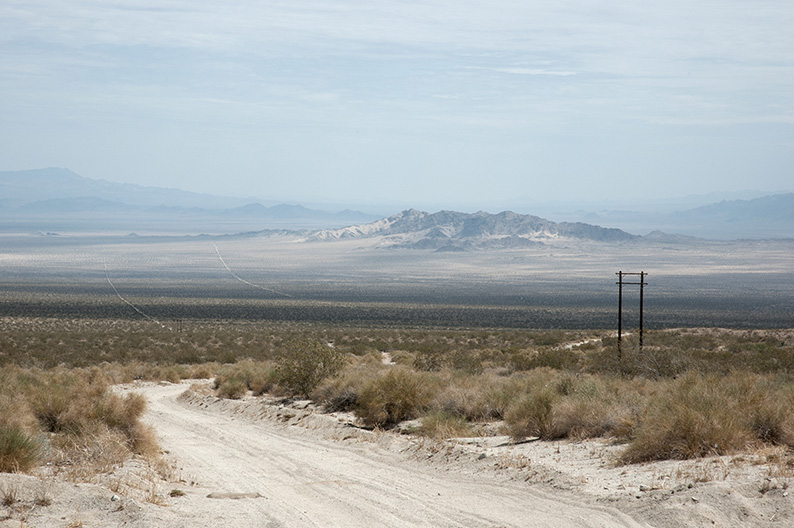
left=616, top=271, right=648, bottom=358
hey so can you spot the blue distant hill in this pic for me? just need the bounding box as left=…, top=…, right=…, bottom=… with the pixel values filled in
left=0, top=168, right=379, bottom=234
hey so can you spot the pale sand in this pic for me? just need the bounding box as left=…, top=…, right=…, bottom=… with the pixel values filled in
left=2, top=380, right=792, bottom=527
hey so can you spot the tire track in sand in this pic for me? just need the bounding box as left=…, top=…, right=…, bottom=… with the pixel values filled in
left=137, top=383, right=651, bottom=528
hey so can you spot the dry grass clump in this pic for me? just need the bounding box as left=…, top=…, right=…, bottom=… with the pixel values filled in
left=355, top=367, right=439, bottom=428
left=430, top=372, right=502, bottom=422
left=213, top=359, right=278, bottom=399
left=311, top=353, right=385, bottom=412
left=504, top=387, right=561, bottom=440
left=0, top=365, right=159, bottom=475
left=621, top=371, right=794, bottom=463
left=499, top=369, right=628, bottom=441
left=417, top=411, right=473, bottom=439
left=499, top=364, right=794, bottom=462
left=0, top=379, right=45, bottom=473
left=0, top=428, right=41, bottom=473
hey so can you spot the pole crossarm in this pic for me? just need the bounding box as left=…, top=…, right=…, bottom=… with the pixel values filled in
left=616, top=272, right=647, bottom=285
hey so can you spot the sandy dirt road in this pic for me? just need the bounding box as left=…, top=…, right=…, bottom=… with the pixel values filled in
left=138, top=383, right=650, bottom=528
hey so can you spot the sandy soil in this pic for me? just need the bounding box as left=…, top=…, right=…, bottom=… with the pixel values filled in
left=2, top=381, right=793, bottom=527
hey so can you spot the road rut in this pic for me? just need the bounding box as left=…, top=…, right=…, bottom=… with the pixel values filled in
left=139, top=383, right=650, bottom=528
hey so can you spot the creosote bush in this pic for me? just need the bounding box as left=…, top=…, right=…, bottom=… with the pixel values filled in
left=274, top=340, right=344, bottom=397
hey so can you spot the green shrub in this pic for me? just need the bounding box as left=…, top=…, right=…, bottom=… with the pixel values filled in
left=275, top=340, right=343, bottom=397
left=0, top=427, right=41, bottom=473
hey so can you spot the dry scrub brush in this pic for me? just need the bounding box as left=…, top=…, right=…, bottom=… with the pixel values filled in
left=212, top=340, right=345, bottom=400
left=0, top=366, right=159, bottom=475
left=502, top=370, right=648, bottom=442
left=311, top=352, right=386, bottom=412
left=7, top=318, right=791, bottom=467
left=621, top=371, right=794, bottom=463
left=274, top=339, right=344, bottom=397
left=214, top=359, right=278, bottom=399
left=205, top=327, right=794, bottom=466
left=354, top=367, right=439, bottom=428
left=321, top=328, right=794, bottom=465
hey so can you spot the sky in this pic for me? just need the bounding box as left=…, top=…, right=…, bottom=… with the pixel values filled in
left=1, top=1, right=793, bottom=213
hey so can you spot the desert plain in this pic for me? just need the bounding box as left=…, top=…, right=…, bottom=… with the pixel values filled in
left=1, top=231, right=793, bottom=527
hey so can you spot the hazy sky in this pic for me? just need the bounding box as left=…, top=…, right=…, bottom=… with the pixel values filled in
left=1, top=1, right=792, bottom=211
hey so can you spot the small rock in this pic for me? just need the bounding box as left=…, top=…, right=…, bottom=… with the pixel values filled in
left=111, top=494, right=121, bottom=502
left=207, top=492, right=263, bottom=500
left=639, top=485, right=650, bottom=492
left=691, top=497, right=700, bottom=503
left=477, top=453, right=487, bottom=460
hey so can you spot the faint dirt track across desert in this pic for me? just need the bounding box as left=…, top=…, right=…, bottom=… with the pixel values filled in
left=139, top=382, right=648, bottom=528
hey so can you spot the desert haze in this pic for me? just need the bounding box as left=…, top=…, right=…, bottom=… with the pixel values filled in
left=1, top=171, right=793, bottom=527
left=4, top=0, right=793, bottom=524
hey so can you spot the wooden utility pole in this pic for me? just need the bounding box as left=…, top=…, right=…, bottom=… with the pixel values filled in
left=616, top=271, right=648, bottom=358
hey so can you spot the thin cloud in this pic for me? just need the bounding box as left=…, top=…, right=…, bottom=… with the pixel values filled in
left=482, top=67, right=577, bottom=77
left=0, top=0, right=792, bottom=205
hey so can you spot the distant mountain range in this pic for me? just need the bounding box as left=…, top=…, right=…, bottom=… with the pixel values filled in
left=0, top=167, right=252, bottom=209
left=1, top=168, right=792, bottom=240
left=17, top=196, right=369, bottom=222
left=308, top=209, right=637, bottom=250
left=573, top=193, right=794, bottom=240
left=680, top=194, right=794, bottom=223
left=0, top=168, right=379, bottom=233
